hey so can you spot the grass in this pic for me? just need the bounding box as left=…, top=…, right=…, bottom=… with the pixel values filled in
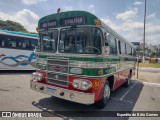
left=138, top=63, right=160, bottom=68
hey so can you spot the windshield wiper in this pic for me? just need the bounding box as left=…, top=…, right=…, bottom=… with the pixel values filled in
left=65, top=25, right=77, bottom=36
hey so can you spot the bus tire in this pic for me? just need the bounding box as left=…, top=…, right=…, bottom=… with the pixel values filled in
left=94, top=82, right=110, bottom=109
left=124, top=72, right=131, bottom=87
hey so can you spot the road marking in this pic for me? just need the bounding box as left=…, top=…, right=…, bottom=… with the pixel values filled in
left=142, top=82, right=160, bottom=87
left=110, top=97, right=133, bottom=104
left=120, top=83, right=136, bottom=100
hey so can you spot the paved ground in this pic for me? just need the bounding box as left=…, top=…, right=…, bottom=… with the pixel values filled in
left=138, top=68, right=160, bottom=73
left=133, top=69, right=160, bottom=83
left=0, top=70, right=160, bottom=120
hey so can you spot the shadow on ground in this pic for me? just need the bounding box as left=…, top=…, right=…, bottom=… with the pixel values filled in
left=32, top=80, right=144, bottom=120
left=0, top=70, right=35, bottom=75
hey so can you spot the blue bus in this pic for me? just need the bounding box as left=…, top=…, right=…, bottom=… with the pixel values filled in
left=0, top=30, right=38, bottom=70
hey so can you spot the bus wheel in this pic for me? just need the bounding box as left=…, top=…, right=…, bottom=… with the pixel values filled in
left=94, top=82, right=110, bottom=109
left=124, top=72, right=131, bottom=87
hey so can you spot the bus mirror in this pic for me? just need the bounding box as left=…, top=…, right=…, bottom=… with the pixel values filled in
left=103, top=46, right=110, bottom=55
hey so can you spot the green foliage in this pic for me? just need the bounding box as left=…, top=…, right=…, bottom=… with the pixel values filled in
left=0, top=20, right=28, bottom=32
left=139, top=63, right=160, bottom=68
left=150, top=51, right=156, bottom=57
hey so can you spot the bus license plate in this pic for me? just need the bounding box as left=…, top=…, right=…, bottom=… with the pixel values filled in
left=46, top=87, right=57, bottom=93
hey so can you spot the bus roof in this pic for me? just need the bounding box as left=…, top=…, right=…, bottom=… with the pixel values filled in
left=0, top=30, right=39, bottom=39
left=38, top=11, right=98, bottom=29
left=38, top=10, right=135, bottom=48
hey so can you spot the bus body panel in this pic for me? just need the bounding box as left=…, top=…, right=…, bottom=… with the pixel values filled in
left=0, top=48, right=36, bottom=70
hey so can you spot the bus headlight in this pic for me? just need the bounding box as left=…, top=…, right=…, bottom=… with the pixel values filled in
left=72, top=80, right=79, bottom=89
left=81, top=80, right=92, bottom=90
left=32, top=72, right=43, bottom=81
left=36, top=73, right=43, bottom=81
left=72, top=79, right=92, bottom=91
left=32, top=72, right=37, bottom=80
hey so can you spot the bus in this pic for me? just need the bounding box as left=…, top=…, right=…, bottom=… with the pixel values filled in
left=0, top=30, right=38, bottom=70
left=30, top=10, right=136, bottom=108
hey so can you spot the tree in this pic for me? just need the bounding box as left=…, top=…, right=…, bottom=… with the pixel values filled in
left=0, top=20, right=28, bottom=32
left=150, top=51, right=156, bottom=57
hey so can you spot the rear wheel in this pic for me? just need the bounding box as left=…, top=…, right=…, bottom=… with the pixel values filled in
left=94, top=82, right=110, bottom=109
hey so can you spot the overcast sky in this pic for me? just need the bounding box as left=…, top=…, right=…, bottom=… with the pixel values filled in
left=0, top=0, right=160, bottom=45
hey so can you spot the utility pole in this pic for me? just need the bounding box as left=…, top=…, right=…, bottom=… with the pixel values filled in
left=143, top=0, right=147, bottom=63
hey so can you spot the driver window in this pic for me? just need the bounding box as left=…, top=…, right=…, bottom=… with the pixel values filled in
left=104, top=32, right=117, bottom=55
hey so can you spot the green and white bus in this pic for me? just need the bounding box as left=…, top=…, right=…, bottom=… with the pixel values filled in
left=30, top=10, right=136, bottom=108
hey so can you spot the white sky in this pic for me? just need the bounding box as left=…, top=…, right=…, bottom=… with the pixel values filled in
left=0, top=0, right=160, bottom=45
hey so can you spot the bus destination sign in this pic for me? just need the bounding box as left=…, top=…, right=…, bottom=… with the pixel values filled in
left=60, top=16, right=86, bottom=26
left=40, top=20, right=57, bottom=29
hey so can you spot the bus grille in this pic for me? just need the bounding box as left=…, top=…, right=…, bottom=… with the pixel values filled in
left=47, top=58, right=68, bottom=87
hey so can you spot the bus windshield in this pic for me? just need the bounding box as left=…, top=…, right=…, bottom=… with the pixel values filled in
left=59, top=27, right=102, bottom=54
left=40, top=29, right=58, bottom=53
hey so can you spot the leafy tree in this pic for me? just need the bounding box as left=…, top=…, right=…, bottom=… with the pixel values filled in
left=150, top=51, right=156, bottom=57
left=0, top=20, right=28, bottom=32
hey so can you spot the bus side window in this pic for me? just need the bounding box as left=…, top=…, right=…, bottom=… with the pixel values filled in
left=0, top=39, right=2, bottom=47
left=120, top=41, right=126, bottom=54
left=2, top=40, right=5, bottom=47
left=30, top=40, right=38, bottom=49
left=126, top=45, right=132, bottom=55
left=23, top=39, right=29, bottom=49
left=8, top=36, right=16, bottom=48
left=133, top=48, right=136, bottom=56
left=16, top=37, right=23, bottom=49
left=104, top=32, right=110, bottom=46
left=108, top=35, right=117, bottom=55
left=0, top=39, right=5, bottom=47
left=0, top=35, right=10, bottom=48
left=18, top=41, right=23, bottom=48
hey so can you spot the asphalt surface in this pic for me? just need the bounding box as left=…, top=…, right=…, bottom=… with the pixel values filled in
left=0, top=71, right=160, bottom=120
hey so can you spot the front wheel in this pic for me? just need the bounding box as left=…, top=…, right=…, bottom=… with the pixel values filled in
left=94, top=82, right=110, bottom=109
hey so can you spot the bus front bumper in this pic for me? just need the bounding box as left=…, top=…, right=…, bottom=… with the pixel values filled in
left=30, top=81, right=95, bottom=104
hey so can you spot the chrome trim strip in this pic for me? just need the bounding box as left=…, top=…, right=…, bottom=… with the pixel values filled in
left=47, top=80, right=68, bottom=87
left=47, top=78, right=68, bottom=83
left=46, top=70, right=68, bottom=75
left=30, top=81, right=95, bottom=104
left=36, top=67, right=135, bottom=78
left=47, top=63, right=68, bottom=67
left=68, top=67, right=135, bottom=78
left=37, top=52, right=103, bottom=58
left=44, top=77, right=72, bottom=84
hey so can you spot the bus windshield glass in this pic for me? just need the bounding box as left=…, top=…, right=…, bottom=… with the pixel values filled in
left=59, top=27, right=102, bottom=54
left=40, top=29, right=58, bottom=53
